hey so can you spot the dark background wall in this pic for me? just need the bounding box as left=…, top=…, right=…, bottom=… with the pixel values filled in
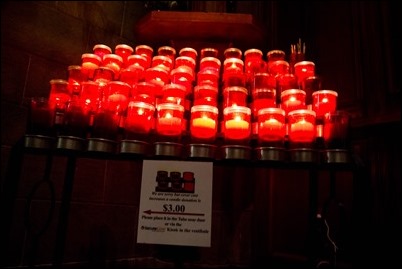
left=1, top=1, right=400, bottom=268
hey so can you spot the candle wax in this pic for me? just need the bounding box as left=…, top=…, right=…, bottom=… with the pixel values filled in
left=289, top=120, right=315, bottom=142
left=157, top=117, right=182, bottom=136
left=258, top=118, right=285, bottom=141
left=225, top=119, right=250, bottom=140
left=191, top=117, right=216, bottom=139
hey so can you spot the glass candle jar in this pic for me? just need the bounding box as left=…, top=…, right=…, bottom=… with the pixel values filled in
left=170, top=66, right=194, bottom=95
left=179, top=47, right=198, bottom=62
left=267, top=60, right=290, bottom=77
left=102, top=54, right=123, bottom=78
left=115, top=44, right=133, bottom=68
left=93, top=44, right=112, bottom=60
left=152, top=55, right=173, bottom=72
left=197, top=69, right=220, bottom=88
left=190, top=105, right=219, bottom=142
left=267, top=50, right=286, bottom=62
left=312, top=90, right=338, bottom=118
left=162, top=83, right=187, bottom=106
left=124, top=101, right=155, bottom=139
left=280, top=89, right=306, bottom=115
left=156, top=103, right=184, bottom=137
left=175, top=56, right=196, bottom=73
left=27, top=97, right=54, bottom=136
left=200, top=47, right=219, bottom=59
left=301, top=75, right=322, bottom=106
left=81, top=53, right=102, bottom=79
left=294, top=61, right=315, bottom=84
left=135, top=44, right=154, bottom=68
left=224, top=47, right=242, bottom=59
left=104, top=81, right=131, bottom=115
left=223, top=106, right=251, bottom=142
left=67, top=65, right=85, bottom=97
left=257, top=107, right=286, bottom=146
left=200, top=57, right=221, bottom=74
left=132, top=82, right=156, bottom=105
left=48, top=79, right=70, bottom=122
left=157, top=46, right=176, bottom=63
left=193, top=85, right=218, bottom=106
left=223, top=86, right=248, bottom=108
left=80, top=81, right=101, bottom=115
left=91, top=106, right=121, bottom=141
left=323, top=111, right=350, bottom=149
left=119, top=65, right=144, bottom=87
left=144, top=67, right=170, bottom=97
left=62, top=99, right=91, bottom=138
left=252, top=88, right=276, bottom=117
left=93, top=67, right=115, bottom=86
left=244, top=48, right=264, bottom=80
left=288, top=109, right=316, bottom=145
left=276, top=73, right=298, bottom=105
left=127, top=54, right=148, bottom=70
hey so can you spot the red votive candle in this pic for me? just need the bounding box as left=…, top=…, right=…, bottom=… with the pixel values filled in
left=224, top=47, right=242, bottom=59
left=257, top=107, right=286, bottom=145
left=144, top=67, right=169, bottom=97
left=161, top=83, right=187, bottom=106
left=197, top=69, right=220, bottom=87
left=81, top=53, right=101, bottom=79
left=152, top=55, right=173, bottom=72
left=132, top=82, right=156, bottom=105
left=62, top=99, right=90, bottom=138
left=294, top=61, right=315, bottom=84
left=193, top=85, right=218, bottom=106
left=280, top=89, right=306, bottom=115
left=179, top=47, right=198, bottom=62
left=223, top=106, right=251, bottom=141
left=175, top=56, right=196, bottom=73
left=288, top=109, right=316, bottom=145
left=28, top=97, right=54, bottom=136
left=156, top=103, right=184, bottom=137
left=48, top=79, right=70, bottom=113
left=200, top=48, right=219, bottom=59
left=93, top=44, right=112, bottom=60
left=135, top=45, right=154, bottom=68
left=127, top=54, right=148, bottom=70
left=267, top=50, right=286, bottom=62
left=102, top=54, right=123, bottom=79
left=312, top=90, right=338, bottom=118
left=125, top=101, right=155, bottom=137
left=252, top=89, right=276, bottom=117
left=223, top=86, right=248, bottom=108
left=67, top=65, right=85, bottom=97
left=104, top=81, right=131, bottom=114
left=170, top=66, right=194, bottom=95
left=157, top=46, right=176, bottom=63
left=267, top=60, right=290, bottom=77
left=119, top=65, right=144, bottom=87
left=323, top=111, right=350, bottom=149
left=244, top=48, right=264, bottom=82
left=115, top=44, right=133, bottom=68
left=80, top=81, right=101, bottom=114
left=190, top=105, right=219, bottom=141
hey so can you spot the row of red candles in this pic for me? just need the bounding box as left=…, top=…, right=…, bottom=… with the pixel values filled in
left=27, top=44, right=349, bottom=149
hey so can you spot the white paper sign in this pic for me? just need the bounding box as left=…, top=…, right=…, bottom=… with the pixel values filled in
left=137, top=160, right=213, bottom=247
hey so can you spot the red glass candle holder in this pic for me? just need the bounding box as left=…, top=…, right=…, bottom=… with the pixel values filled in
left=127, top=54, right=148, bottom=70
left=252, top=72, right=276, bottom=91
left=223, top=86, right=248, bottom=108
left=144, top=67, right=170, bottom=97
left=93, top=67, right=114, bottom=86
left=193, top=85, right=218, bottom=106
left=312, top=90, right=338, bottom=118
left=197, top=69, right=220, bottom=88
left=288, top=109, right=316, bottom=145
left=104, top=81, right=131, bottom=115
left=93, top=44, right=112, bottom=60
left=301, top=75, right=322, bottom=105
left=280, top=89, right=306, bottom=115
left=294, top=61, right=315, bottom=84
left=152, top=55, right=173, bottom=72
left=67, top=65, right=85, bottom=97
left=156, top=103, right=184, bottom=137
left=200, top=57, right=221, bottom=73
left=80, top=81, right=101, bottom=114
left=124, top=101, right=155, bottom=139
left=91, top=107, right=120, bottom=141
left=179, top=47, right=198, bottom=62
left=200, top=48, right=219, bottom=59
left=323, top=111, right=350, bottom=149
left=119, top=65, right=144, bottom=87
left=48, top=79, right=70, bottom=117
left=267, top=50, right=286, bottom=62
left=157, top=46, right=176, bottom=63
left=223, top=106, right=251, bottom=142
left=267, top=60, right=290, bottom=77
left=115, top=44, right=133, bottom=68
left=161, top=83, right=187, bottom=106
left=102, top=54, right=123, bottom=79
left=81, top=53, right=101, bottom=79
left=132, top=82, right=156, bottom=105
left=257, top=107, right=286, bottom=145
left=135, top=44, right=154, bottom=68
left=170, top=66, right=194, bottom=95
left=27, top=97, right=54, bottom=136
left=62, top=99, right=91, bottom=138
left=175, top=56, right=196, bottom=72
left=276, top=73, right=298, bottom=105
left=252, top=88, right=276, bottom=117
left=190, top=105, right=219, bottom=141
left=224, top=48, right=242, bottom=59
left=244, top=48, right=264, bottom=77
